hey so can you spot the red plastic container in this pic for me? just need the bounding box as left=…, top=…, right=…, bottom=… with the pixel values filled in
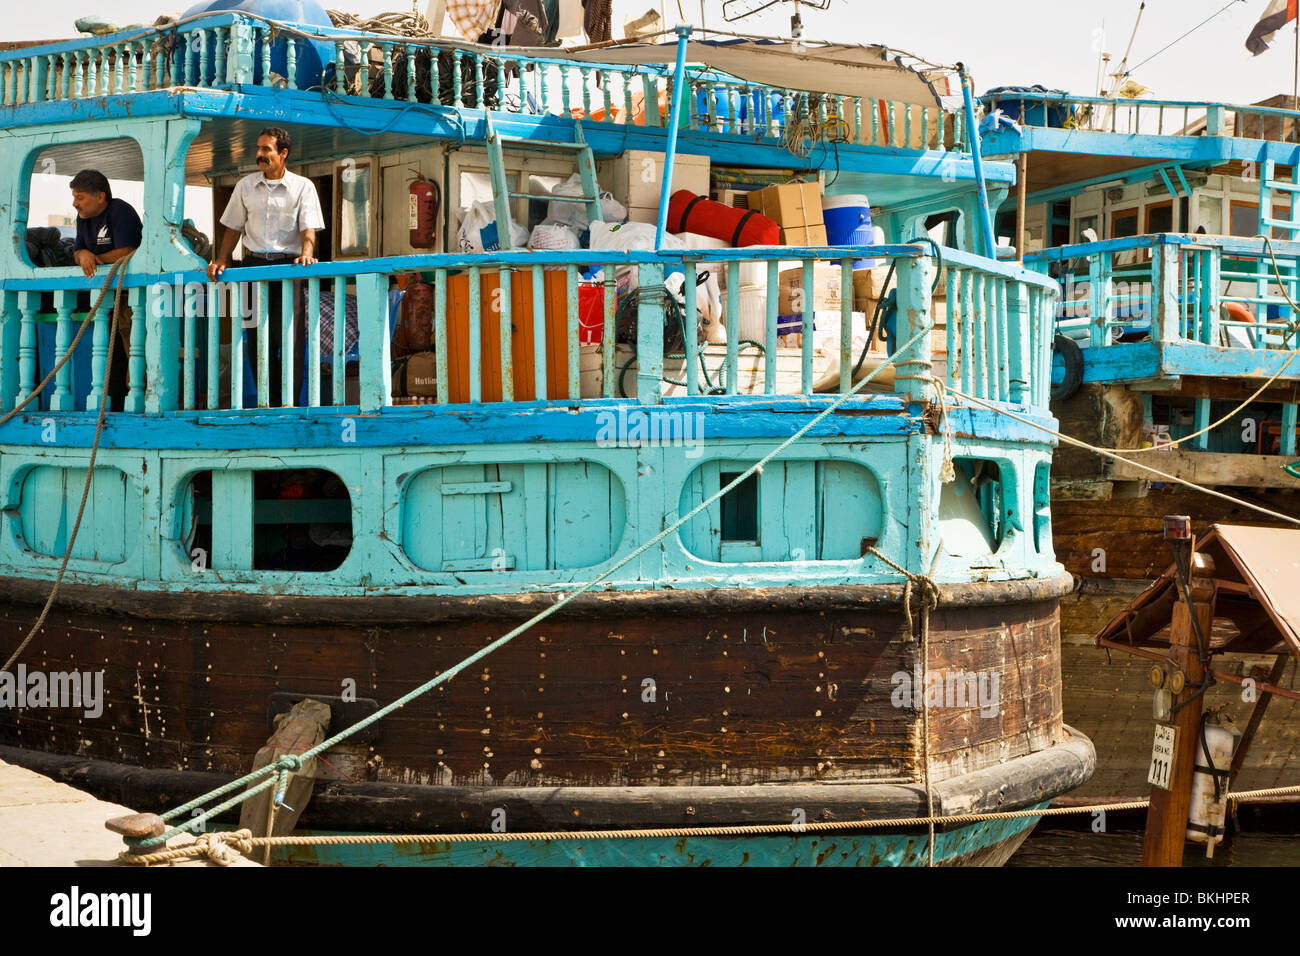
left=578, top=283, right=604, bottom=345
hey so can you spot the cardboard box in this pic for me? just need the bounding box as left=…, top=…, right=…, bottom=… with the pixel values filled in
left=851, top=266, right=950, bottom=313
left=748, top=182, right=824, bottom=230
left=778, top=263, right=843, bottom=315
left=854, top=291, right=948, bottom=346
left=852, top=266, right=893, bottom=310
left=598, top=150, right=711, bottom=212
left=781, top=224, right=828, bottom=246
left=624, top=205, right=659, bottom=225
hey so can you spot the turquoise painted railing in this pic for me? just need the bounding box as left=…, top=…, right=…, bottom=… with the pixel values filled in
left=1027, top=234, right=1300, bottom=353
left=0, top=245, right=1055, bottom=416
left=0, top=13, right=966, bottom=152
left=941, top=246, right=1057, bottom=409
left=0, top=15, right=281, bottom=99
left=980, top=90, right=1300, bottom=140
left=316, top=36, right=965, bottom=150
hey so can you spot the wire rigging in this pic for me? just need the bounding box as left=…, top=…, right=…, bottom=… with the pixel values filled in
left=1124, top=0, right=1246, bottom=78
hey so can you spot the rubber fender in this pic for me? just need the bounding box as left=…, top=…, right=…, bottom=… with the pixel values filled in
left=1050, top=333, right=1083, bottom=403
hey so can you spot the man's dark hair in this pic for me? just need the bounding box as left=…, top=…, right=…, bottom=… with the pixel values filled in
left=259, top=127, right=291, bottom=157
left=69, top=169, right=111, bottom=200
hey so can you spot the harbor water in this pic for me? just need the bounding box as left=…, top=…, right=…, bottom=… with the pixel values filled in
left=1011, top=823, right=1300, bottom=866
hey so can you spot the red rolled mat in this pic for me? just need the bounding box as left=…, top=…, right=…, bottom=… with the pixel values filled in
left=667, top=190, right=780, bottom=247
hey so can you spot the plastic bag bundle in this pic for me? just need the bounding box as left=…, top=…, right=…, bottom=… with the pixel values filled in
left=545, top=173, right=627, bottom=231
left=589, top=221, right=684, bottom=252
left=457, top=200, right=529, bottom=253
left=528, top=222, right=581, bottom=250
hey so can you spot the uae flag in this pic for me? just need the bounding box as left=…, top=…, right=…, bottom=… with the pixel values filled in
left=1247, top=0, right=1299, bottom=55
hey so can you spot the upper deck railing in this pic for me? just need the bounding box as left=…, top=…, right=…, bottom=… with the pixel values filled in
left=0, top=244, right=1057, bottom=422
left=980, top=90, right=1300, bottom=141
left=1027, top=234, right=1300, bottom=353
left=0, top=12, right=968, bottom=152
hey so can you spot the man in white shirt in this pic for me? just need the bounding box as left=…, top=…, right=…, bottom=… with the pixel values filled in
left=208, top=127, right=325, bottom=405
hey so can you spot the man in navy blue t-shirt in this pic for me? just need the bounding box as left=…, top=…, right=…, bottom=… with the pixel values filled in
left=70, top=169, right=142, bottom=277
left=70, top=169, right=141, bottom=409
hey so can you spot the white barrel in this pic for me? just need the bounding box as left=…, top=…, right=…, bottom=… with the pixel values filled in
left=739, top=261, right=766, bottom=287
left=736, top=286, right=767, bottom=342
left=1186, top=721, right=1236, bottom=847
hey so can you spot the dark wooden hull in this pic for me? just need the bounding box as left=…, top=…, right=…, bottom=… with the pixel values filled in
left=0, top=573, right=1091, bottom=862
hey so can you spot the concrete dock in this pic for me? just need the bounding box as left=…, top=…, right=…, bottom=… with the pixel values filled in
left=0, top=758, right=258, bottom=866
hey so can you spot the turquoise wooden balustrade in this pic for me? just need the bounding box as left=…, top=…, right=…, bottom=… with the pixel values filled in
left=0, top=245, right=1056, bottom=417
left=979, top=90, right=1300, bottom=139
left=1028, top=234, right=1300, bottom=352
left=1026, top=234, right=1300, bottom=454
left=0, top=15, right=260, bottom=100
left=940, top=247, right=1056, bottom=409
left=0, top=13, right=966, bottom=153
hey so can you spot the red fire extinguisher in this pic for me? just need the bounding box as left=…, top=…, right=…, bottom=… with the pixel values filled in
left=408, top=170, right=440, bottom=249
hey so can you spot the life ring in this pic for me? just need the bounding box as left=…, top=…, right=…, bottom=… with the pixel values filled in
left=1221, top=302, right=1254, bottom=325
left=1050, top=333, right=1084, bottom=403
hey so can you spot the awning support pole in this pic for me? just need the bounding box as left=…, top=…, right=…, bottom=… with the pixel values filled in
left=958, top=63, right=997, bottom=260
left=655, top=23, right=693, bottom=251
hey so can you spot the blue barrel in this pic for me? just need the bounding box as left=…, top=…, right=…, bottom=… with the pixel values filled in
left=824, top=194, right=875, bottom=268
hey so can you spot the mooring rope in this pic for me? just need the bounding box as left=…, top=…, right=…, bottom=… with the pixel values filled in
left=2, top=254, right=133, bottom=673
left=114, top=784, right=1300, bottom=866
left=940, top=382, right=1300, bottom=526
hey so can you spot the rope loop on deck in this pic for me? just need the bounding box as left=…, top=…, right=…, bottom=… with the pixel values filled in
left=118, top=829, right=255, bottom=867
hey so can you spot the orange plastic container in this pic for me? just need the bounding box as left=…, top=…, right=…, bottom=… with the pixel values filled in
left=446, top=269, right=576, bottom=402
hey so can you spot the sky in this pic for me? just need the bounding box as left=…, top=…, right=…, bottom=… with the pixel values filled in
left=16, top=0, right=1300, bottom=229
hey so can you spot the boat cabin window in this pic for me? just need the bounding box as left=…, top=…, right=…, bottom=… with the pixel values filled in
left=1050, top=202, right=1072, bottom=247
left=449, top=149, right=583, bottom=248
left=1110, top=207, right=1139, bottom=240
left=336, top=159, right=373, bottom=259
left=1145, top=201, right=1173, bottom=235
left=1229, top=201, right=1259, bottom=237
left=22, top=138, right=145, bottom=270
left=719, top=470, right=760, bottom=543
left=1229, top=199, right=1293, bottom=239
